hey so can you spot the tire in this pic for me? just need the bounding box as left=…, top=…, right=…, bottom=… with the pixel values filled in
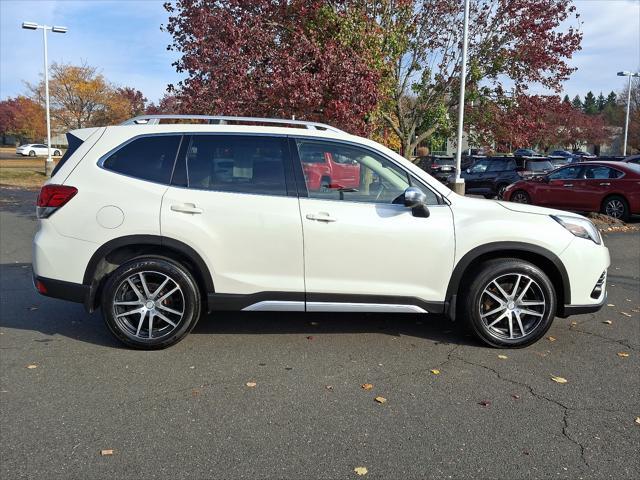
left=101, top=257, right=202, bottom=349
left=461, top=258, right=556, bottom=348
left=601, top=195, right=629, bottom=222
left=54, top=150, right=61, bottom=157
left=496, top=184, right=509, bottom=200
left=483, top=194, right=495, bottom=199
left=29, top=150, right=36, bottom=157
left=510, top=190, right=530, bottom=204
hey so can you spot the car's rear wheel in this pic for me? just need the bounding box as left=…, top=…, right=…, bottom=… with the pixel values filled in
left=601, top=195, right=629, bottom=221
left=462, top=259, right=556, bottom=348
left=54, top=150, right=61, bottom=156
left=29, top=150, right=35, bottom=157
left=510, top=190, right=530, bottom=204
left=101, top=258, right=201, bottom=349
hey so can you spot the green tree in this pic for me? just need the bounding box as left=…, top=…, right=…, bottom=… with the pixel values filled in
left=583, top=91, right=597, bottom=115
left=571, top=95, right=582, bottom=109
left=596, top=92, right=606, bottom=111
left=562, top=94, right=571, bottom=104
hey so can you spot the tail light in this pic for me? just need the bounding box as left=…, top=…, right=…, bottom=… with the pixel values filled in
left=37, top=184, right=77, bottom=218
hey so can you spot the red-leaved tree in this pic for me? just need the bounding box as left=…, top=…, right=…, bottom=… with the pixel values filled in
left=163, top=0, right=381, bottom=135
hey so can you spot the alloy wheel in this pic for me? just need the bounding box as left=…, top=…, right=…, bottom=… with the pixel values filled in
left=478, top=273, right=546, bottom=341
left=112, top=271, right=185, bottom=340
left=511, top=192, right=529, bottom=203
left=605, top=199, right=624, bottom=219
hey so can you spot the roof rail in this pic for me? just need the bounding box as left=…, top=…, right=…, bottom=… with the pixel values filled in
left=120, top=115, right=346, bottom=134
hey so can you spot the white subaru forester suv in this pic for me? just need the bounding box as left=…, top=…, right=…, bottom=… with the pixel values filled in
left=33, top=116, right=609, bottom=349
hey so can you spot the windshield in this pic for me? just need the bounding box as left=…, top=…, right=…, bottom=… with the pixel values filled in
left=527, top=160, right=553, bottom=171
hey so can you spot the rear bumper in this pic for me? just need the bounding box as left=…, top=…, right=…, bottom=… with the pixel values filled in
left=33, top=275, right=89, bottom=304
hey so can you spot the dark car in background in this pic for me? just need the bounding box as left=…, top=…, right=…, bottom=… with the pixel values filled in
left=624, top=155, right=640, bottom=165
left=461, top=156, right=554, bottom=199
left=504, top=161, right=640, bottom=221
left=416, top=155, right=457, bottom=182
left=572, top=150, right=597, bottom=159
left=513, top=148, right=544, bottom=157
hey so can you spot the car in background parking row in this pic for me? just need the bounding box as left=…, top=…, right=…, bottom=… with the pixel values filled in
left=504, top=161, right=640, bottom=221
left=16, top=144, right=62, bottom=157
left=460, top=156, right=555, bottom=198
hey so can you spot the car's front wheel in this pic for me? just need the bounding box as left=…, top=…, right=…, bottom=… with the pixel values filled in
left=101, top=257, right=202, bottom=349
left=28, top=150, right=36, bottom=157
left=462, top=259, right=556, bottom=348
left=510, top=190, right=530, bottom=204
left=54, top=150, right=61, bottom=156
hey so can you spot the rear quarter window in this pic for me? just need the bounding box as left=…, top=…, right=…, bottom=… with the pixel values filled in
left=102, top=135, right=182, bottom=184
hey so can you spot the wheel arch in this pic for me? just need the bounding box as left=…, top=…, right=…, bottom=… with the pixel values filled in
left=83, top=234, right=214, bottom=312
left=446, top=242, right=570, bottom=320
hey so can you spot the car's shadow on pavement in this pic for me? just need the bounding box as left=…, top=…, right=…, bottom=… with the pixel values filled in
left=0, top=262, right=478, bottom=349
left=193, top=311, right=476, bottom=347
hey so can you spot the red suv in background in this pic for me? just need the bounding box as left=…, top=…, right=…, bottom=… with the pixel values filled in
left=298, top=143, right=360, bottom=190
left=504, top=161, right=640, bottom=221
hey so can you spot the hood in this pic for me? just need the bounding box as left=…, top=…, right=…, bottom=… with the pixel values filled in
left=447, top=193, right=583, bottom=219
left=495, top=200, right=583, bottom=219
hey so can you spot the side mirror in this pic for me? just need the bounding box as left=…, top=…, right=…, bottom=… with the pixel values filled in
left=403, top=187, right=430, bottom=218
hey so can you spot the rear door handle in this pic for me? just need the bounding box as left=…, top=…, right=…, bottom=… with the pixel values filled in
left=171, top=203, right=203, bottom=214
left=563, top=183, right=574, bottom=187
left=599, top=182, right=610, bottom=186
left=306, top=212, right=337, bottom=223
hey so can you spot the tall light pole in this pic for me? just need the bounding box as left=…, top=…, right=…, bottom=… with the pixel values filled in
left=617, top=71, right=640, bottom=156
left=22, top=21, right=67, bottom=177
left=453, top=0, right=470, bottom=195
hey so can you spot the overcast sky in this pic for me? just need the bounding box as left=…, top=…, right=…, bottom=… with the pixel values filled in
left=1, top=0, right=639, bottom=104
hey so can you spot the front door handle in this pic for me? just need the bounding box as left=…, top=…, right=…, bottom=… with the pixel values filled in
left=599, top=182, right=610, bottom=186
left=306, top=212, right=337, bottom=222
left=563, top=183, right=574, bottom=187
left=171, top=203, right=203, bottom=214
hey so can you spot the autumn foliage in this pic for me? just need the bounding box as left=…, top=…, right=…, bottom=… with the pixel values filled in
left=163, top=0, right=382, bottom=135
left=467, top=94, right=609, bottom=152
left=0, top=96, right=46, bottom=143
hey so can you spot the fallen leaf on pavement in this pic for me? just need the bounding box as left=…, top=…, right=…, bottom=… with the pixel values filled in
left=603, top=320, right=613, bottom=325
left=497, top=355, right=508, bottom=359
left=512, top=394, right=521, bottom=400
left=26, top=364, right=37, bottom=369
left=430, top=369, right=440, bottom=375
left=361, top=383, right=373, bottom=391
left=354, top=466, right=368, bottom=476
left=570, top=321, right=577, bottom=326
left=374, top=396, right=387, bottom=404
left=607, top=304, right=615, bottom=307
left=306, top=336, right=314, bottom=340
left=620, top=312, right=632, bottom=317
left=100, top=449, right=114, bottom=456
left=478, top=400, right=491, bottom=407
left=551, top=376, right=568, bottom=384
left=192, top=389, right=200, bottom=396
left=325, top=385, right=333, bottom=390
left=635, top=417, right=640, bottom=425
left=547, top=336, right=556, bottom=342
left=246, top=382, right=257, bottom=388
left=617, top=352, right=630, bottom=358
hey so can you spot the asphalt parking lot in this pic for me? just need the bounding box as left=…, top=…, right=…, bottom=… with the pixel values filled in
left=1, top=187, right=639, bottom=479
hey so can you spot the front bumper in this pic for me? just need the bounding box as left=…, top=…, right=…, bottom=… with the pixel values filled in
left=558, top=292, right=607, bottom=318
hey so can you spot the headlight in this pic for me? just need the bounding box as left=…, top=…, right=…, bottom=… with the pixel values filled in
left=551, top=215, right=601, bottom=245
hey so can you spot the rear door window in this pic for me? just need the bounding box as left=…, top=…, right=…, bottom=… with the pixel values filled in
left=102, top=135, right=182, bottom=184
left=583, top=165, right=624, bottom=179
left=185, top=135, right=289, bottom=196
